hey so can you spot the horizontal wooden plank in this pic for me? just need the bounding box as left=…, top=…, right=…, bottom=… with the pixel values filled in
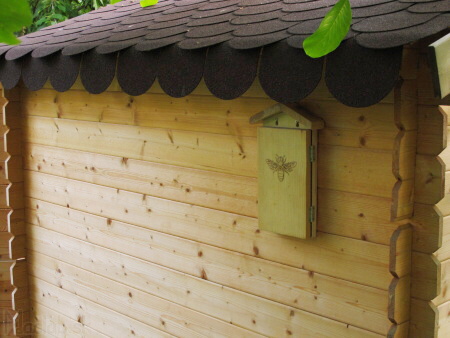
left=22, top=89, right=398, bottom=149
left=25, top=144, right=409, bottom=245
left=12, top=259, right=28, bottom=289
left=440, top=106, right=450, bottom=123
left=27, top=225, right=383, bottom=337
left=0, top=261, right=15, bottom=336
left=437, top=300, right=450, bottom=337
left=389, top=276, right=411, bottom=326
left=23, top=116, right=258, bottom=177
left=0, top=184, right=10, bottom=209
left=440, top=135, right=450, bottom=167
left=24, top=143, right=258, bottom=218
left=8, top=209, right=25, bottom=236
left=6, top=128, right=21, bottom=157
left=417, top=105, right=448, bottom=155
left=435, top=216, right=450, bottom=262
left=9, top=182, right=24, bottom=210
left=16, top=311, right=32, bottom=337
left=394, top=130, right=417, bottom=181
left=21, top=88, right=270, bottom=137
left=409, top=299, right=437, bottom=338
left=0, top=159, right=8, bottom=185
left=388, top=321, right=410, bottom=338
left=446, top=172, right=450, bottom=195
left=411, top=252, right=440, bottom=301
left=394, top=79, right=417, bottom=132
left=414, top=155, right=446, bottom=205
left=7, top=155, right=24, bottom=183
left=312, top=188, right=406, bottom=245
left=432, top=258, right=450, bottom=306
left=32, top=302, right=108, bottom=338
left=318, top=145, right=395, bottom=198
left=0, top=261, right=13, bottom=282
left=26, top=171, right=398, bottom=289
left=27, top=199, right=394, bottom=333
left=437, top=194, right=450, bottom=217
left=0, top=208, right=11, bottom=232
left=0, top=232, right=13, bottom=259
left=23, top=116, right=404, bottom=195
left=31, top=277, right=172, bottom=338
left=10, top=234, right=26, bottom=260
left=30, top=252, right=263, bottom=338
left=412, top=203, right=443, bottom=254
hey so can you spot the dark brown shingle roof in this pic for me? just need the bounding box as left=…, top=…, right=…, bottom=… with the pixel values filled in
left=0, top=0, right=448, bottom=106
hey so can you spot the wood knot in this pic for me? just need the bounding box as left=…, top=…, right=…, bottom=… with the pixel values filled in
left=201, top=269, right=208, bottom=280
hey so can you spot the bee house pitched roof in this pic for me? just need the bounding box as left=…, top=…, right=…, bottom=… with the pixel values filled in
left=0, top=0, right=449, bottom=107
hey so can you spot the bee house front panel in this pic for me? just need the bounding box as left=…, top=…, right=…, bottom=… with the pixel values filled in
left=258, top=127, right=314, bottom=238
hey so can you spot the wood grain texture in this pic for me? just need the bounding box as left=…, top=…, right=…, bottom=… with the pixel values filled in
left=31, top=302, right=108, bottom=338
left=25, top=170, right=398, bottom=289
left=26, top=199, right=395, bottom=333
left=318, top=145, right=395, bottom=198
left=29, top=252, right=263, bottom=338
left=414, top=155, right=446, bottom=205
left=435, top=216, right=450, bottom=262
left=409, top=299, right=437, bottom=338
left=23, top=143, right=415, bottom=246
left=23, top=116, right=258, bottom=177
left=436, top=300, right=450, bottom=337
left=411, top=252, right=440, bottom=301
left=24, top=143, right=259, bottom=218
left=27, top=225, right=383, bottom=337
left=20, top=81, right=408, bottom=337
left=412, top=203, right=443, bottom=254
left=0, top=84, right=28, bottom=336
left=417, top=105, right=448, bottom=156
left=432, top=256, right=450, bottom=306
left=258, top=128, right=311, bottom=238
left=22, top=88, right=397, bottom=148
left=31, top=278, right=173, bottom=338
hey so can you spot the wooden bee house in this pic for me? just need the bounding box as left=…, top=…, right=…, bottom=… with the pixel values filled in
left=251, top=104, right=324, bottom=239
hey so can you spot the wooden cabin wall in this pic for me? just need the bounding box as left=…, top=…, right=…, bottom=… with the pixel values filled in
left=17, top=69, right=418, bottom=337
left=408, top=44, right=450, bottom=337
left=0, top=84, right=30, bottom=336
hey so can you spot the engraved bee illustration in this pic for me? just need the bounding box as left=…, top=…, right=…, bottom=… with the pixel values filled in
left=266, top=155, right=297, bottom=182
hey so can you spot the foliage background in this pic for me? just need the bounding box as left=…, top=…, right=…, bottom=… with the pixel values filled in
left=23, top=0, right=113, bottom=35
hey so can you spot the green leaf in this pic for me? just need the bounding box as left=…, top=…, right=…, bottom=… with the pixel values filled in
left=0, top=0, right=32, bottom=44
left=303, top=0, right=352, bottom=58
left=110, top=0, right=123, bottom=4
left=140, top=0, right=159, bottom=8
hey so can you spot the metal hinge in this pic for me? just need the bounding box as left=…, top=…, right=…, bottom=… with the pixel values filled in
left=309, top=205, right=315, bottom=223
left=309, top=145, right=316, bottom=163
